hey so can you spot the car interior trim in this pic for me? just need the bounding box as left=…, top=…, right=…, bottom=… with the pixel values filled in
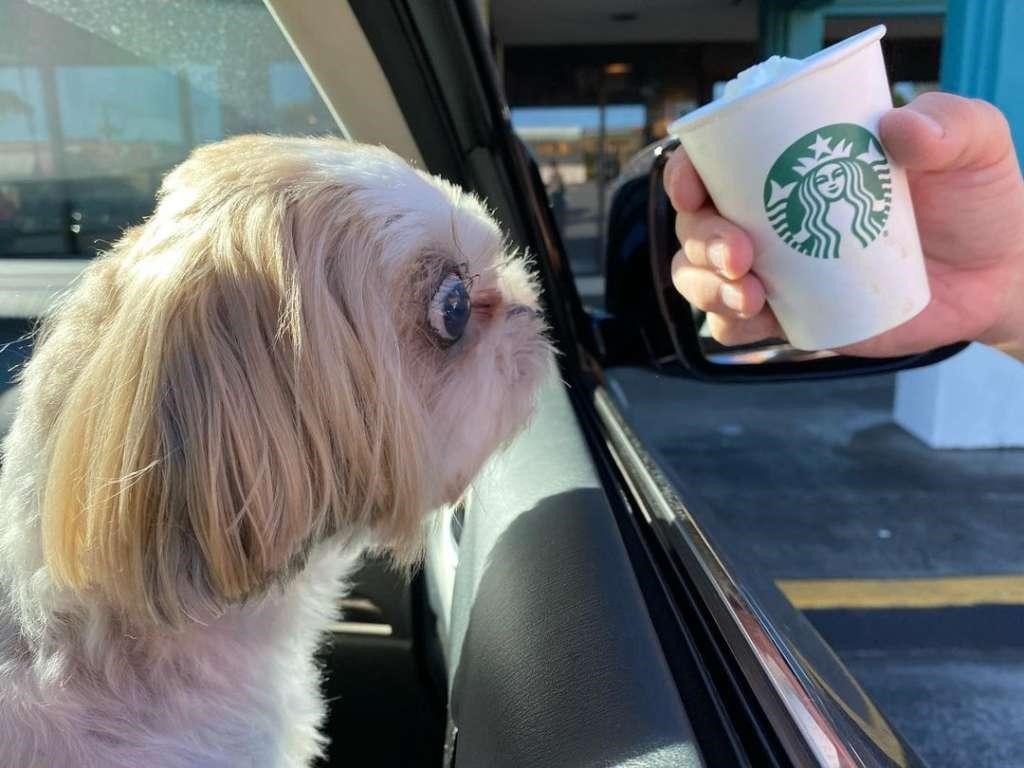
left=444, top=378, right=706, bottom=768
left=592, top=385, right=869, bottom=768
left=328, top=621, right=395, bottom=637
left=264, top=0, right=423, bottom=167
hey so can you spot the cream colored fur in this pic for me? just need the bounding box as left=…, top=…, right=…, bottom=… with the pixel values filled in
left=0, top=136, right=549, bottom=767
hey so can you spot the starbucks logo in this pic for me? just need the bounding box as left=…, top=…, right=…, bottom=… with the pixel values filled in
left=764, top=123, right=892, bottom=259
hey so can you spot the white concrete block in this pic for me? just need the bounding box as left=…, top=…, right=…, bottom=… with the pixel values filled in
left=894, top=343, right=1024, bottom=448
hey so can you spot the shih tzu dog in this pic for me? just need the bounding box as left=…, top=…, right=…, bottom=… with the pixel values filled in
left=0, top=136, right=550, bottom=767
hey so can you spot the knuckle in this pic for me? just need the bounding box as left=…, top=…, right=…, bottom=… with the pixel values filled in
left=682, top=240, right=702, bottom=265
left=693, top=210, right=725, bottom=240
left=675, top=210, right=696, bottom=237
left=670, top=249, right=689, bottom=275
left=916, top=90, right=953, bottom=109
left=671, top=268, right=707, bottom=306
left=709, top=323, right=730, bottom=345
left=691, top=286, right=717, bottom=311
left=696, top=282, right=722, bottom=311
left=973, top=98, right=1011, bottom=136
left=707, top=314, right=738, bottom=345
left=674, top=221, right=692, bottom=245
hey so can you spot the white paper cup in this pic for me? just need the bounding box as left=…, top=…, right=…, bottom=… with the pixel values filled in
left=668, top=26, right=930, bottom=351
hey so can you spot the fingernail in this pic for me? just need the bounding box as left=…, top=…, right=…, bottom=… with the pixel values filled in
left=708, top=239, right=728, bottom=272
left=721, top=284, right=745, bottom=314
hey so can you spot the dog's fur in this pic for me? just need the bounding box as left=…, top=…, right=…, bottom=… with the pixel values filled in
left=0, top=136, right=549, bottom=767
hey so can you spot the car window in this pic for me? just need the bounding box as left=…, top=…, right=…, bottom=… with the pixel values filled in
left=0, top=0, right=342, bottom=400
left=0, top=0, right=339, bottom=265
left=490, top=5, right=1022, bottom=768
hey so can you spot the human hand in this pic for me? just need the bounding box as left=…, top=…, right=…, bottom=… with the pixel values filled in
left=664, top=92, right=1024, bottom=359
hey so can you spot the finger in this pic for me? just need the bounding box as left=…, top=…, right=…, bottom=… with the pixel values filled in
left=674, top=207, right=755, bottom=279
left=879, top=92, right=1015, bottom=172
left=706, top=309, right=785, bottom=347
left=664, top=147, right=708, bottom=213
left=670, top=258, right=767, bottom=318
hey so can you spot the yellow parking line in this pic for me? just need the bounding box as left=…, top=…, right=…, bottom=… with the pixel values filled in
left=777, top=575, right=1024, bottom=610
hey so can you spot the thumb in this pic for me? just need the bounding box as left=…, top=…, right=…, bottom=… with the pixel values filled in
left=879, top=92, right=1016, bottom=172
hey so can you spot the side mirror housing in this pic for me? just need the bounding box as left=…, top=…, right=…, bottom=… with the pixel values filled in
left=597, top=139, right=966, bottom=382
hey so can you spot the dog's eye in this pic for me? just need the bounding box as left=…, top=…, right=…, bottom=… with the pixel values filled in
left=428, top=273, right=471, bottom=342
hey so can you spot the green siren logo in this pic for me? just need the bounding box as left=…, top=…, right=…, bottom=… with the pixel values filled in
left=764, top=124, right=891, bottom=259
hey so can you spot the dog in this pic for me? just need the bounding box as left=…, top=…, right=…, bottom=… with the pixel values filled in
left=0, top=136, right=550, bottom=767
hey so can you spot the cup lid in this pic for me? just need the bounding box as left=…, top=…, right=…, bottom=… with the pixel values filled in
left=668, top=25, right=887, bottom=135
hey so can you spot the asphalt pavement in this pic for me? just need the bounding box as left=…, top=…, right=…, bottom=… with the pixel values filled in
left=847, top=650, right=1024, bottom=768
left=607, top=360, right=1024, bottom=768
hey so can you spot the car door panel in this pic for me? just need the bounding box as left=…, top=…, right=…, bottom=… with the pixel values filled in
left=438, top=377, right=704, bottom=768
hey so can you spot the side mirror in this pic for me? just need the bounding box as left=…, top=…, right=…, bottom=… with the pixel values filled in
left=596, top=139, right=966, bottom=382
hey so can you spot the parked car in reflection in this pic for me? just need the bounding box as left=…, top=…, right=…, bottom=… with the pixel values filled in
left=0, top=175, right=160, bottom=258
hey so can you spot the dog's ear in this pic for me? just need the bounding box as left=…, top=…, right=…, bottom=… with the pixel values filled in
left=40, top=192, right=428, bottom=625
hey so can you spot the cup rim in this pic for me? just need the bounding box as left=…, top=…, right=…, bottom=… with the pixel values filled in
left=668, top=25, right=887, bottom=135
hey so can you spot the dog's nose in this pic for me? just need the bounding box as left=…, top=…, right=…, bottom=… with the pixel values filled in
left=506, top=304, right=543, bottom=319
